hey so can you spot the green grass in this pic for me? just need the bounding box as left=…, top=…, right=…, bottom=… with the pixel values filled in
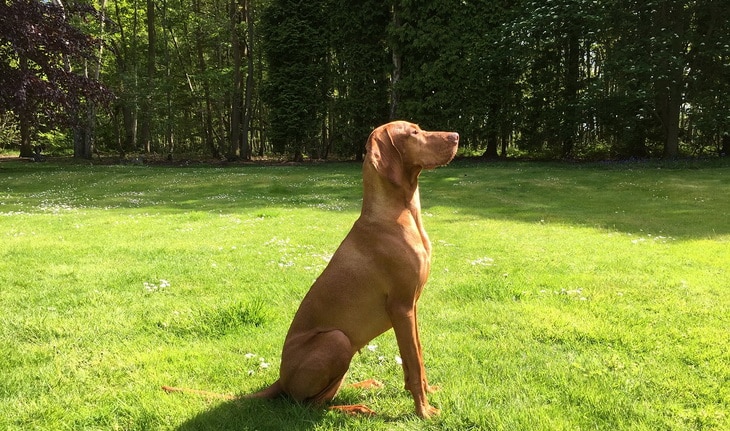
left=1, top=158, right=728, bottom=430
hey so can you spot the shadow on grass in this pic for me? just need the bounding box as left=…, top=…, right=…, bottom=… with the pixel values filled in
left=175, top=397, right=328, bottom=431
left=3, top=158, right=729, bottom=239
left=430, top=158, right=730, bottom=239
left=174, top=387, right=406, bottom=430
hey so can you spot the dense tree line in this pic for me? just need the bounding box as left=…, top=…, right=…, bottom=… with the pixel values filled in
left=1, top=0, right=728, bottom=160
left=0, top=0, right=111, bottom=158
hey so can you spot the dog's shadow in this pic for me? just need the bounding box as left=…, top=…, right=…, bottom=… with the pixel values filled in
left=174, top=389, right=401, bottom=430
left=175, top=397, right=330, bottom=431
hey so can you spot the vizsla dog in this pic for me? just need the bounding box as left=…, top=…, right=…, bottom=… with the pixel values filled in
left=163, top=121, right=458, bottom=418
left=248, top=121, right=459, bottom=418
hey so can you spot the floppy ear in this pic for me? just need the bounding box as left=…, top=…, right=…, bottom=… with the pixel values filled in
left=366, top=125, right=403, bottom=187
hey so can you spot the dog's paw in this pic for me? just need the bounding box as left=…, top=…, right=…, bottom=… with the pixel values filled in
left=350, top=379, right=385, bottom=389
left=329, top=404, right=377, bottom=416
left=417, top=403, right=441, bottom=419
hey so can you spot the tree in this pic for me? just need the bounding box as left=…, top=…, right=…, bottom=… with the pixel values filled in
left=0, top=0, right=111, bottom=158
left=261, top=0, right=329, bottom=160
left=4, top=0, right=727, bottom=161
left=388, top=0, right=523, bottom=157
left=389, top=0, right=467, bottom=133
left=329, top=0, right=390, bottom=159
left=682, top=0, right=729, bottom=155
left=138, top=0, right=155, bottom=154
left=74, top=0, right=108, bottom=159
left=107, top=0, right=141, bottom=155
left=468, top=0, right=523, bottom=158
left=505, top=0, right=602, bottom=158
left=241, top=0, right=256, bottom=160
left=228, top=0, right=244, bottom=160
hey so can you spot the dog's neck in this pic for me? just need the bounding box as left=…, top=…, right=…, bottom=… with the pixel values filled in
left=361, top=162, right=432, bottom=254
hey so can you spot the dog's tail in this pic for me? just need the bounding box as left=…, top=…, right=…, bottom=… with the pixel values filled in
left=244, top=380, right=284, bottom=399
left=161, top=385, right=237, bottom=400
left=161, top=380, right=284, bottom=401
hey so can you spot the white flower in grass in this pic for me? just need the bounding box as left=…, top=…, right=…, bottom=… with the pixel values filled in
left=470, top=257, right=494, bottom=266
left=244, top=352, right=256, bottom=359
left=143, top=279, right=170, bottom=293
left=395, top=356, right=403, bottom=365
left=559, top=288, right=588, bottom=301
left=367, top=344, right=378, bottom=352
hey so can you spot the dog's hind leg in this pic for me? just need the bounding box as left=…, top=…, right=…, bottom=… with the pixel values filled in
left=279, top=329, right=380, bottom=416
left=280, top=329, right=354, bottom=403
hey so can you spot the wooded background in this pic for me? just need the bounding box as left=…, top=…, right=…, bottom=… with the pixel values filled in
left=1, top=0, right=728, bottom=160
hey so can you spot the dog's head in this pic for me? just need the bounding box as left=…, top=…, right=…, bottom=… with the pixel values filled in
left=366, top=121, right=459, bottom=187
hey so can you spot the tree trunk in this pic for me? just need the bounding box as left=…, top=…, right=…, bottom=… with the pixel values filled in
left=659, top=84, right=682, bottom=159
left=160, top=0, right=174, bottom=158
left=192, top=0, right=217, bottom=158
left=657, top=59, right=683, bottom=159
left=482, top=102, right=500, bottom=159
left=241, top=0, right=254, bottom=161
left=113, top=0, right=137, bottom=156
left=74, top=0, right=107, bottom=159
left=228, top=0, right=243, bottom=160
left=18, top=55, right=33, bottom=158
left=500, top=121, right=510, bottom=158
left=139, top=0, right=155, bottom=153
left=121, top=103, right=137, bottom=155
left=482, top=132, right=499, bottom=159
left=655, top=1, right=685, bottom=159
left=389, top=4, right=402, bottom=120
left=19, top=108, right=33, bottom=158
left=561, top=31, right=580, bottom=158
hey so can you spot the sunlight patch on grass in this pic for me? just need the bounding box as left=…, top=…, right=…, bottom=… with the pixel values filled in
left=0, top=159, right=728, bottom=430
left=155, top=301, right=270, bottom=338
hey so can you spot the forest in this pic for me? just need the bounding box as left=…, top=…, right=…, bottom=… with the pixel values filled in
left=1, top=0, right=729, bottom=161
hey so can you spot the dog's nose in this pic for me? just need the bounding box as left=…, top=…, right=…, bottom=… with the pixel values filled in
left=448, top=133, right=459, bottom=143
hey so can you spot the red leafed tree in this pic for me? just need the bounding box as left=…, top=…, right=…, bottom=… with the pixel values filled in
left=0, top=0, right=111, bottom=158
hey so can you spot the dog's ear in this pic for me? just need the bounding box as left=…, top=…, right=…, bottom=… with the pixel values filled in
left=366, top=125, right=403, bottom=187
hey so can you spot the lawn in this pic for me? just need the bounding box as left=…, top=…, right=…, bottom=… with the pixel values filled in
left=1, top=158, right=728, bottom=430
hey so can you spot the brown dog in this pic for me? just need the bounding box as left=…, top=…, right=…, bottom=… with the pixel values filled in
left=248, top=121, right=459, bottom=418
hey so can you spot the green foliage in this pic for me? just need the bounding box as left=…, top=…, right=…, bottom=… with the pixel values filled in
left=684, top=0, right=730, bottom=154
left=390, top=0, right=472, bottom=132
left=1, top=160, right=729, bottom=429
left=328, top=0, right=391, bottom=159
left=0, top=112, right=19, bottom=151
left=2, top=0, right=728, bottom=160
left=261, top=0, right=330, bottom=158
left=0, top=0, right=111, bottom=157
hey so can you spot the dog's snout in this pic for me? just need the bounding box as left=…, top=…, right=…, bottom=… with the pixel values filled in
left=448, top=133, right=459, bottom=143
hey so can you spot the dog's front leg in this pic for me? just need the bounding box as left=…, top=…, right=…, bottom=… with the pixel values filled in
left=387, top=302, right=439, bottom=418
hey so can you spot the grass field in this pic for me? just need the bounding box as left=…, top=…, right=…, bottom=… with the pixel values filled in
left=1, top=158, right=728, bottom=430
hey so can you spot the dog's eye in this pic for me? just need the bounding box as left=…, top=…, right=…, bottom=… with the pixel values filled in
left=411, top=129, right=419, bottom=135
